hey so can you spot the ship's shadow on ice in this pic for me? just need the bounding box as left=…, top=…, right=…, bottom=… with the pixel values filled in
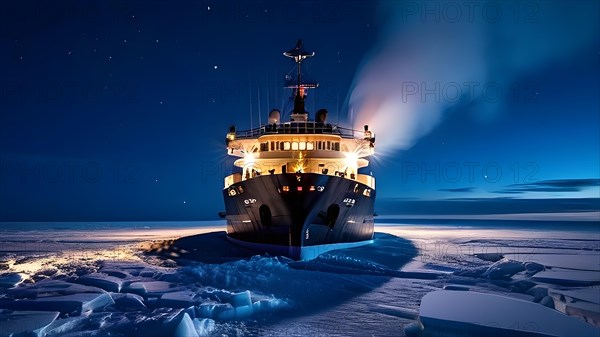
left=144, top=232, right=422, bottom=318
left=144, top=231, right=418, bottom=268
left=144, top=231, right=261, bottom=264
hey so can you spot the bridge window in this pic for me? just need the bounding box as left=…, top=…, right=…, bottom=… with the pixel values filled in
left=284, top=142, right=291, bottom=150
left=327, top=141, right=331, bottom=150
left=291, top=142, right=299, bottom=150
left=270, top=142, right=275, bottom=151
left=307, top=142, right=314, bottom=150
left=334, top=142, right=340, bottom=151
left=299, top=142, right=306, bottom=150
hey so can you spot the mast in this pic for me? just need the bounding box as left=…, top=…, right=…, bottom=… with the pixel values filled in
left=284, top=40, right=316, bottom=121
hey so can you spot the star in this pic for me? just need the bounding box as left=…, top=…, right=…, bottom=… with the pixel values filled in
left=214, top=65, right=218, bottom=69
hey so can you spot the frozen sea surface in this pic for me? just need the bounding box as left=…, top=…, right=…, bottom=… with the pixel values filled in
left=0, top=220, right=598, bottom=336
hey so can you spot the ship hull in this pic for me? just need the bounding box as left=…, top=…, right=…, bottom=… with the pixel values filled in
left=223, top=173, right=375, bottom=259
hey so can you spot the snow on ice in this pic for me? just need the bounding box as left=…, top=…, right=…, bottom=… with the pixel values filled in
left=417, top=290, right=599, bottom=337
left=0, top=226, right=598, bottom=336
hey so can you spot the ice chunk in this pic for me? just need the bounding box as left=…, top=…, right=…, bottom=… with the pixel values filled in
left=251, top=298, right=288, bottom=313
left=193, top=318, right=216, bottom=337
left=230, top=290, right=252, bottom=307
left=184, top=305, right=196, bottom=319
left=508, top=279, right=537, bottom=292
left=507, top=253, right=600, bottom=272
left=527, top=286, right=549, bottom=302
left=474, top=253, right=504, bottom=262
left=157, top=291, right=203, bottom=308
left=540, top=296, right=555, bottom=308
left=549, top=288, right=600, bottom=327
left=419, top=290, right=600, bottom=337
left=232, top=304, right=253, bottom=319
left=124, top=281, right=184, bottom=298
left=43, top=310, right=91, bottom=336
left=482, top=258, right=525, bottom=279
left=524, top=262, right=545, bottom=274
left=111, top=293, right=147, bottom=310
left=75, top=273, right=126, bottom=292
left=128, top=308, right=182, bottom=336
left=8, top=279, right=105, bottom=299
left=173, top=313, right=199, bottom=337
left=533, top=270, right=600, bottom=286
left=549, top=287, right=600, bottom=305
left=0, top=273, right=24, bottom=288
left=252, top=299, right=272, bottom=312
left=0, top=293, right=114, bottom=315
left=196, top=303, right=232, bottom=319
left=98, top=269, right=131, bottom=279
left=194, top=301, right=253, bottom=321
left=216, top=304, right=253, bottom=321
left=205, top=291, right=256, bottom=320
left=443, top=285, right=469, bottom=291
left=130, top=308, right=203, bottom=337
left=565, top=301, right=600, bottom=328
left=0, top=310, right=59, bottom=337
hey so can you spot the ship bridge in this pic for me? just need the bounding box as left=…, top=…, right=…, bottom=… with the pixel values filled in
left=224, top=121, right=375, bottom=190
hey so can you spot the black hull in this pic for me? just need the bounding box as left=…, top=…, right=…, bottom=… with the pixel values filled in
left=223, top=173, right=375, bottom=259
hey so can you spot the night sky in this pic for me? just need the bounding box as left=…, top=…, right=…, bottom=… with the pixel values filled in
left=1, top=1, right=598, bottom=221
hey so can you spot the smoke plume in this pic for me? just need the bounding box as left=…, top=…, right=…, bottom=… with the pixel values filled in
left=348, top=1, right=599, bottom=156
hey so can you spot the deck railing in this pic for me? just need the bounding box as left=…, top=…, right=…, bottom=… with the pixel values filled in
left=232, top=122, right=363, bottom=140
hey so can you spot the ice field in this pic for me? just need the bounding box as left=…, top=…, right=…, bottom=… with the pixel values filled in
left=0, top=220, right=598, bottom=336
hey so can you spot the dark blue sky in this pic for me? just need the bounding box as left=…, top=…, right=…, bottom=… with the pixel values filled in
left=1, top=1, right=598, bottom=221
